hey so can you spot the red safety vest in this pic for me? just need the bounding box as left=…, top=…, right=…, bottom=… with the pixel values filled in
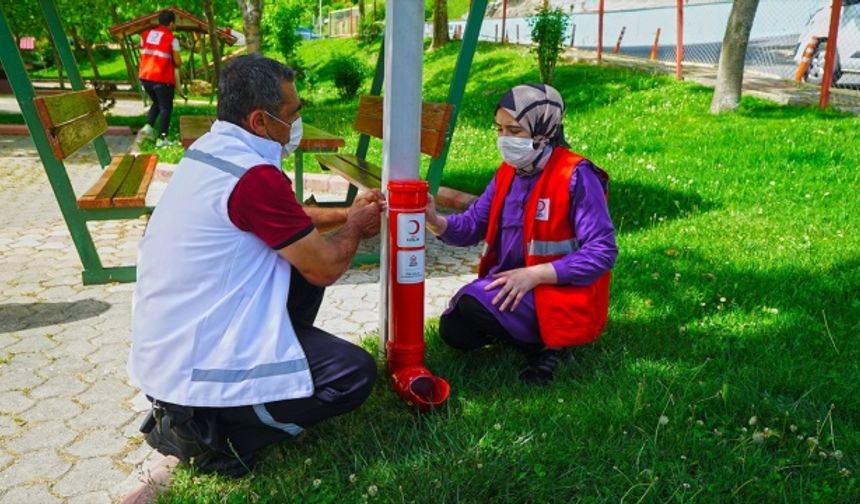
left=139, top=26, right=176, bottom=85
left=479, top=147, right=611, bottom=348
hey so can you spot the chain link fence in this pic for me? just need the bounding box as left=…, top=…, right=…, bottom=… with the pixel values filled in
left=438, top=0, right=860, bottom=111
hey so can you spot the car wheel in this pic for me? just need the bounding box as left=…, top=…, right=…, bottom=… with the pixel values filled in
left=805, top=40, right=842, bottom=85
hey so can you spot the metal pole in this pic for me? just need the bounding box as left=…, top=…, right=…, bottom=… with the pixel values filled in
left=39, top=0, right=112, bottom=168
left=426, top=0, right=489, bottom=195
left=676, top=0, right=684, bottom=80
left=501, top=0, right=507, bottom=44
left=597, top=0, right=604, bottom=64
left=319, top=0, right=323, bottom=36
left=820, top=0, right=843, bottom=109
left=380, top=0, right=423, bottom=354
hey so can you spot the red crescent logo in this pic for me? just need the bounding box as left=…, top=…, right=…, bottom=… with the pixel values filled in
left=408, top=219, right=420, bottom=235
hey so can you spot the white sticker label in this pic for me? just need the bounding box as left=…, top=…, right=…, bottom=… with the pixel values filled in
left=535, top=198, right=550, bottom=221
left=396, top=213, right=425, bottom=248
left=396, top=250, right=424, bottom=284
left=145, top=30, right=164, bottom=45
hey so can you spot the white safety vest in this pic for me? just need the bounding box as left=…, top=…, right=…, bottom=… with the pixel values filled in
left=128, top=120, right=313, bottom=408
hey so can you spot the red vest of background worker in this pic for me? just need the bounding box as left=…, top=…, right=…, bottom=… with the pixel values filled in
left=139, top=10, right=182, bottom=147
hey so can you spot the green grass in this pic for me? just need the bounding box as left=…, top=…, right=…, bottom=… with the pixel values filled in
left=154, top=41, right=860, bottom=502
left=30, top=49, right=130, bottom=81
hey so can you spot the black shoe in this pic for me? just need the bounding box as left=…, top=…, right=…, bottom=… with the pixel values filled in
left=144, top=413, right=208, bottom=464
left=518, top=348, right=571, bottom=386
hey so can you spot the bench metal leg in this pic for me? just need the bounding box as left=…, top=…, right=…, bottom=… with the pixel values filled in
left=294, top=148, right=304, bottom=203
left=82, top=266, right=137, bottom=285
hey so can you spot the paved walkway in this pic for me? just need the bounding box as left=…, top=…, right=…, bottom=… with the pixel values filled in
left=0, top=136, right=480, bottom=502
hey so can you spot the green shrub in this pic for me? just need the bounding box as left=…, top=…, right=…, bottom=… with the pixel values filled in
left=528, top=7, right=569, bottom=85
left=330, top=54, right=366, bottom=99
left=266, top=3, right=304, bottom=62
left=357, top=18, right=384, bottom=44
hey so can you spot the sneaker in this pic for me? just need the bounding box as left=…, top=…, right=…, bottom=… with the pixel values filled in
left=518, top=348, right=571, bottom=386
left=155, top=137, right=179, bottom=148
left=139, top=124, right=156, bottom=139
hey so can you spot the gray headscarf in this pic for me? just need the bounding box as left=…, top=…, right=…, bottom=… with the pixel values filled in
left=496, top=84, right=569, bottom=175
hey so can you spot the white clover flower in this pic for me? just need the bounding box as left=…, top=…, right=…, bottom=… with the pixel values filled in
left=719, top=297, right=726, bottom=303
left=833, top=450, right=844, bottom=460
left=349, top=474, right=358, bottom=483
left=494, top=423, right=502, bottom=430
left=748, top=416, right=758, bottom=426
left=752, top=432, right=766, bottom=444
left=696, top=420, right=704, bottom=426
left=790, top=424, right=797, bottom=433
left=304, top=458, right=312, bottom=466
left=659, top=415, right=669, bottom=426
left=313, top=479, right=322, bottom=488
left=477, top=463, right=483, bottom=469
left=557, top=398, right=564, bottom=403
left=367, top=485, right=378, bottom=497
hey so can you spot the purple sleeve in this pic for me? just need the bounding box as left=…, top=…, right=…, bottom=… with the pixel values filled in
left=438, top=176, right=497, bottom=247
left=551, top=160, right=618, bottom=286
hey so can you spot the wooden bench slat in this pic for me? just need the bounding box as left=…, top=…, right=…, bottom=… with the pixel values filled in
left=33, top=89, right=101, bottom=127
left=53, top=111, right=109, bottom=159
left=353, top=96, right=452, bottom=158
left=113, top=154, right=158, bottom=207
left=316, top=154, right=382, bottom=190
left=77, top=155, right=134, bottom=209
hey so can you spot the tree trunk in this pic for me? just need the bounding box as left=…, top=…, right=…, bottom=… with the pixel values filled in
left=237, top=0, right=263, bottom=54
left=358, top=0, right=365, bottom=23
left=204, top=0, right=223, bottom=90
left=83, top=41, right=101, bottom=81
left=709, top=0, right=760, bottom=113
left=432, top=0, right=449, bottom=49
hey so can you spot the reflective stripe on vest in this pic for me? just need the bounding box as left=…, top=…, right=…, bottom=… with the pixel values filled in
left=141, top=47, right=173, bottom=60
left=527, top=238, right=579, bottom=256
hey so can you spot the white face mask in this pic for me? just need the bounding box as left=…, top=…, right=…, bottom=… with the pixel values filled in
left=265, top=112, right=303, bottom=157
left=497, top=136, right=540, bottom=169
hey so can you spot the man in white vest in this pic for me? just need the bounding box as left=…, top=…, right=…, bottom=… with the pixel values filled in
left=125, top=54, right=383, bottom=494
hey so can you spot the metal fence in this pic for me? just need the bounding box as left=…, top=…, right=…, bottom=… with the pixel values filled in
left=431, top=0, right=860, bottom=111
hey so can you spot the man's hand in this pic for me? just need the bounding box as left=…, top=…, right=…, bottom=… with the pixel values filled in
left=425, top=193, right=447, bottom=236
left=485, top=264, right=557, bottom=312
left=347, top=194, right=383, bottom=239
left=349, top=189, right=386, bottom=215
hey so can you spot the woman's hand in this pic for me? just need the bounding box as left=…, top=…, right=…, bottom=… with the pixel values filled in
left=485, top=263, right=557, bottom=312
left=425, top=193, right=448, bottom=236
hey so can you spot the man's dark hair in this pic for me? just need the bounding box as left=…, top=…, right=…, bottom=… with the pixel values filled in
left=217, top=54, right=295, bottom=126
left=158, top=10, right=176, bottom=26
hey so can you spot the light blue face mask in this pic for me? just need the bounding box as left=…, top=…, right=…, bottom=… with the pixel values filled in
left=265, top=111, right=303, bottom=156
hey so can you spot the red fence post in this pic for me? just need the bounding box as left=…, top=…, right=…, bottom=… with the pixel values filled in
left=820, top=0, right=843, bottom=109
left=613, top=26, right=626, bottom=54
left=650, top=27, right=662, bottom=61
left=598, top=0, right=605, bottom=64
left=676, top=0, right=684, bottom=80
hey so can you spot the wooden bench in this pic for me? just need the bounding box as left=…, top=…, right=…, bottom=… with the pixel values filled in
left=34, top=89, right=157, bottom=210
left=315, top=95, right=453, bottom=191
left=31, top=88, right=158, bottom=284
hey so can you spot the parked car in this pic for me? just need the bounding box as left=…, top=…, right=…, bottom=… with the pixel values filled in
left=794, top=0, right=860, bottom=84
left=295, top=27, right=322, bottom=40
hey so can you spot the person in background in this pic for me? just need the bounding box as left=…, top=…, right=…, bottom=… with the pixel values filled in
left=138, top=10, right=181, bottom=147
left=425, top=83, right=617, bottom=385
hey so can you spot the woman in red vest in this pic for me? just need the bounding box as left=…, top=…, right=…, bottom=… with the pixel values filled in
left=425, top=84, right=617, bottom=385
left=138, top=10, right=182, bottom=147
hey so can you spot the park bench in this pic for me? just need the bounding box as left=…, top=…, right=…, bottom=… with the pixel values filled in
left=31, top=88, right=158, bottom=283
left=315, top=95, right=453, bottom=193
left=34, top=89, right=157, bottom=209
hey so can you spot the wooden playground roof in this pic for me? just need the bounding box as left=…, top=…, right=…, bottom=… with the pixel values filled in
left=107, top=6, right=237, bottom=44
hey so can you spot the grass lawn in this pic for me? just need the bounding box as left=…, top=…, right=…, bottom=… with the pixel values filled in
left=156, top=41, right=859, bottom=502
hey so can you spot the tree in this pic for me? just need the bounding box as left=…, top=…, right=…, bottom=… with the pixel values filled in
left=528, top=7, right=569, bottom=85
left=432, top=0, right=449, bottom=49
left=203, top=0, right=223, bottom=90
left=709, top=0, right=760, bottom=113
left=237, top=0, right=263, bottom=54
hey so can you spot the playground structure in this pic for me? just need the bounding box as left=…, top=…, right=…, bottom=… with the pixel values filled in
left=107, top=6, right=237, bottom=101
